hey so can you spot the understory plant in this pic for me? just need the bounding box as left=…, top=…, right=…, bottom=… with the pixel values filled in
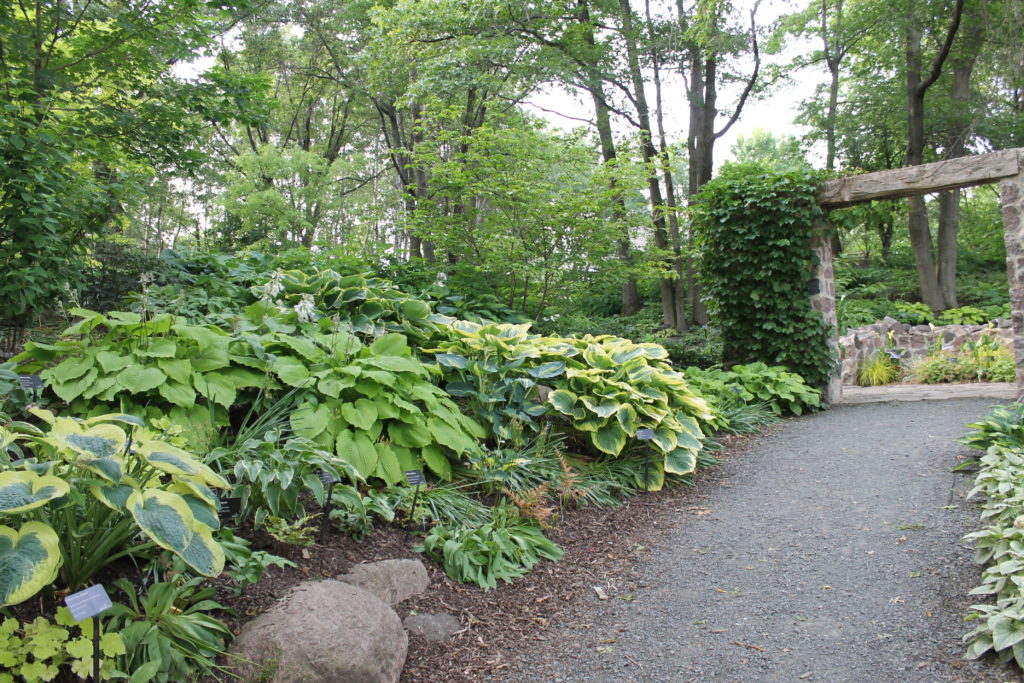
left=0, top=608, right=125, bottom=682
left=962, top=404, right=1024, bottom=667
left=683, top=363, right=821, bottom=416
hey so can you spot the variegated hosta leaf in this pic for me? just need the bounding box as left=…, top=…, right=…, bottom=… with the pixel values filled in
left=591, top=423, right=627, bottom=456
left=137, top=441, right=229, bottom=489
left=0, top=471, right=70, bottom=514
left=664, top=447, right=697, bottom=476
left=90, top=476, right=141, bottom=511
left=126, top=490, right=224, bottom=576
left=45, top=420, right=127, bottom=482
left=0, top=522, right=62, bottom=606
left=167, top=484, right=220, bottom=530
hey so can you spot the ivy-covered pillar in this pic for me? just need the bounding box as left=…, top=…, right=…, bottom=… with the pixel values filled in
left=809, top=221, right=841, bottom=403
left=1000, top=173, right=1024, bottom=397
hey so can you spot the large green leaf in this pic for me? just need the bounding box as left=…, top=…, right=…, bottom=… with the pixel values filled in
left=336, top=430, right=376, bottom=479
left=420, top=444, right=452, bottom=480
left=427, top=418, right=474, bottom=454
left=157, top=380, right=196, bottom=408
left=526, top=361, right=565, bottom=379
left=51, top=367, right=98, bottom=402
left=138, top=442, right=228, bottom=489
left=126, top=490, right=224, bottom=577
left=137, top=339, right=177, bottom=358
left=341, top=399, right=378, bottom=432
left=158, top=358, right=193, bottom=385
left=591, top=423, right=627, bottom=456
left=96, top=351, right=132, bottom=373
left=548, top=389, right=577, bottom=415
left=0, top=522, right=62, bottom=606
left=664, top=447, right=697, bottom=475
left=90, top=477, right=140, bottom=511
left=0, top=472, right=70, bottom=514
left=117, top=365, right=166, bottom=394
left=389, top=422, right=432, bottom=448
left=193, top=372, right=237, bottom=408
left=271, top=355, right=310, bottom=387
left=291, top=402, right=331, bottom=440
left=374, top=442, right=402, bottom=485
left=616, top=404, right=639, bottom=437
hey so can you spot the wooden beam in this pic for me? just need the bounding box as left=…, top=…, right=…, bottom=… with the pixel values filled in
left=817, top=148, right=1023, bottom=209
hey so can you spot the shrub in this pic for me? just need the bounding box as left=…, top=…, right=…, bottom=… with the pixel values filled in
left=692, top=163, right=835, bottom=391
left=684, top=363, right=821, bottom=416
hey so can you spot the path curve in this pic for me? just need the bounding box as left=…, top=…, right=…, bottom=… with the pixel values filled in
left=494, top=398, right=1022, bottom=682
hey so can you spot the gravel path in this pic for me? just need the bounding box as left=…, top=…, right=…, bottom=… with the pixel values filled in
left=493, top=398, right=1024, bottom=682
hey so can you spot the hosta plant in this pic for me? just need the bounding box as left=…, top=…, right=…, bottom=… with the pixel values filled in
left=0, top=409, right=228, bottom=607
left=0, top=608, right=125, bottom=682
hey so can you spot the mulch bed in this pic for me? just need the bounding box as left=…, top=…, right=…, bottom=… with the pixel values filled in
left=208, top=432, right=761, bottom=681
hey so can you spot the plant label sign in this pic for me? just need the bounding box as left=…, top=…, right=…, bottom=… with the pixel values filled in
left=318, top=470, right=339, bottom=485
left=219, top=497, right=241, bottom=521
left=64, top=584, right=112, bottom=622
left=18, top=374, right=43, bottom=390
left=636, top=428, right=656, bottom=441
left=404, top=470, right=426, bottom=486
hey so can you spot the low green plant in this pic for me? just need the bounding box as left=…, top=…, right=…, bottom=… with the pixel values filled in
left=0, top=409, right=228, bottom=607
left=962, top=404, right=1024, bottom=451
left=263, top=513, right=320, bottom=547
left=328, top=486, right=397, bottom=540
left=685, top=363, right=821, bottom=416
left=858, top=351, right=901, bottom=386
left=0, top=608, right=125, bottom=682
left=107, top=577, right=233, bottom=683
left=939, top=306, right=989, bottom=326
left=219, top=528, right=296, bottom=595
left=417, top=504, right=563, bottom=590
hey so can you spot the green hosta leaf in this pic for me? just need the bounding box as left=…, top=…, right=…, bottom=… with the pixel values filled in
left=992, top=616, right=1024, bottom=652
left=336, top=430, right=375, bottom=479
left=650, top=426, right=678, bottom=453
left=664, top=447, right=697, bottom=475
left=591, top=423, right=627, bottom=456
left=158, top=358, right=193, bottom=385
left=401, top=300, right=431, bottom=320
left=0, top=471, right=69, bottom=514
left=580, top=396, right=618, bottom=419
left=138, top=442, right=228, bottom=489
left=157, top=380, right=196, bottom=408
left=58, top=423, right=127, bottom=482
left=96, top=351, right=132, bottom=373
left=136, top=339, right=177, bottom=358
left=271, top=355, right=310, bottom=387
left=526, top=361, right=565, bottom=379
left=168, top=486, right=220, bottom=531
left=420, top=444, right=452, bottom=480
left=81, top=375, right=117, bottom=400
left=389, top=422, right=432, bottom=448
left=126, top=490, right=224, bottom=577
left=192, top=342, right=230, bottom=373
left=370, top=333, right=409, bottom=356
left=49, top=355, right=93, bottom=383
left=51, top=367, right=98, bottom=402
left=362, top=356, right=424, bottom=374
left=548, top=389, right=577, bottom=415
left=117, top=365, right=166, bottom=394
left=0, top=522, right=62, bottom=606
left=194, top=372, right=237, bottom=409
left=636, top=457, right=665, bottom=491
left=291, top=402, right=331, bottom=440
left=428, top=417, right=475, bottom=454
left=374, top=442, right=402, bottom=485
left=341, top=399, right=378, bottom=432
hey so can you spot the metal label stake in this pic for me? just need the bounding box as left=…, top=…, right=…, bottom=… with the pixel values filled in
left=18, top=374, right=42, bottom=403
left=318, top=470, right=339, bottom=543
left=65, top=584, right=112, bottom=681
left=403, top=469, right=426, bottom=540
left=636, top=428, right=656, bottom=491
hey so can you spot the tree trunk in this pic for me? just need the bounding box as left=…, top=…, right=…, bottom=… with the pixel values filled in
left=619, top=0, right=678, bottom=330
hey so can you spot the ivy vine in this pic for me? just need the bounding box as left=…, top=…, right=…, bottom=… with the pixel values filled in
left=692, top=162, right=836, bottom=391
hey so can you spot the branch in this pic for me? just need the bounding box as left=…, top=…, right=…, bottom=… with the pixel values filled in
left=714, top=4, right=760, bottom=140
left=917, top=0, right=965, bottom=96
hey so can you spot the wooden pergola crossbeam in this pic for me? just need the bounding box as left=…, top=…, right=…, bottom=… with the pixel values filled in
left=817, top=148, right=1024, bottom=209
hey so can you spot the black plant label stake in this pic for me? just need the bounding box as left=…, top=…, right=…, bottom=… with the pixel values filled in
left=636, top=428, right=656, bottom=491
left=64, top=584, right=112, bottom=681
left=18, top=374, right=42, bottom=403
left=219, top=497, right=241, bottom=525
left=318, top=470, right=339, bottom=543
left=403, top=469, right=426, bottom=540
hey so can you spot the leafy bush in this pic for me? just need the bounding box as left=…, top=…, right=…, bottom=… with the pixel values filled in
left=0, top=410, right=228, bottom=607
left=692, top=163, right=835, bottom=391
left=906, top=353, right=975, bottom=384
left=939, top=306, right=990, bottom=326
left=684, top=363, right=821, bottom=416
left=963, top=404, right=1024, bottom=451
left=417, top=504, right=563, bottom=590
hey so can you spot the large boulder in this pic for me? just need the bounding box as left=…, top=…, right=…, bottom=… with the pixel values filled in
left=338, top=558, right=430, bottom=606
left=230, top=580, right=407, bottom=683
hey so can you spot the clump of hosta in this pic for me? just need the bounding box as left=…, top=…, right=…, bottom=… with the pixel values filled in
left=428, top=322, right=718, bottom=490
left=0, top=409, right=228, bottom=607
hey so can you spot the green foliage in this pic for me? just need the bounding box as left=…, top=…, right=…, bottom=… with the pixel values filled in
left=417, top=504, right=563, bottom=590
left=107, top=577, right=232, bottom=683
left=692, top=163, right=835, bottom=390
left=0, top=608, right=124, bottom=682
left=0, top=410, right=228, bottom=605
left=963, top=405, right=1024, bottom=452
left=328, top=486, right=398, bottom=541
left=684, top=364, right=822, bottom=416
left=938, top=306, right=992, bottom=326
left=906, top=353, right=974, bottom=384
left=858, top=351, right=901, bottom=386
left=907, top=337, right=1014, bottom=385
left=219, top=529, right=296, bottom=595
left=263, top=514, right=320, bottom=548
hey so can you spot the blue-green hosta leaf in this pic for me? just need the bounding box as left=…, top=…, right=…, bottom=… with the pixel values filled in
left=526, top=361, right=565, bottom=379
left=616, top=405, right=639, bottom=437
left=664, top=447, right=697, bottom=476
left=0, top=522, right=62, bottom=606
left=167, top=485, right=220, bottom=531
left=0, top=472, right=70, bottom=514
left=136, top=339, right=177, bottom=359
left=271, top=355, right=310, bottom=387
left=158, top=380, right=196, bottom=408
left=90, top=476, right=140, bottom=511
left=96, top=351, right=132, bottom=373
left=445, top=381, right=476, bottom=397
left=117, top=365, right=166, bottom=394
left=126, top=490, right=224, bottom=577
left=341, top=399, right=378, bottom=432
left=138, top=442, right=229, bottom=489
left=193, top=372, right=237, bottom=409
left=434, top=353, right=469, bottom=369
left=638, top=343, right=669, bottom=360
left=591, top=423, right=627, bottom=456
left=548, top=389, right=577, bottom=415
left=420, top=444, right=452, bottom=480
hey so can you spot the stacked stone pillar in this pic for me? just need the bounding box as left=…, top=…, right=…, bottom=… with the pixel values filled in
left=1000, top=173, right=1024, bottom=397
left=810, top=222, right=842, bottom=404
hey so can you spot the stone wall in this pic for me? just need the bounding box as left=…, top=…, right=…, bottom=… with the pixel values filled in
left=837, top=317, right=1013, bottom=386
